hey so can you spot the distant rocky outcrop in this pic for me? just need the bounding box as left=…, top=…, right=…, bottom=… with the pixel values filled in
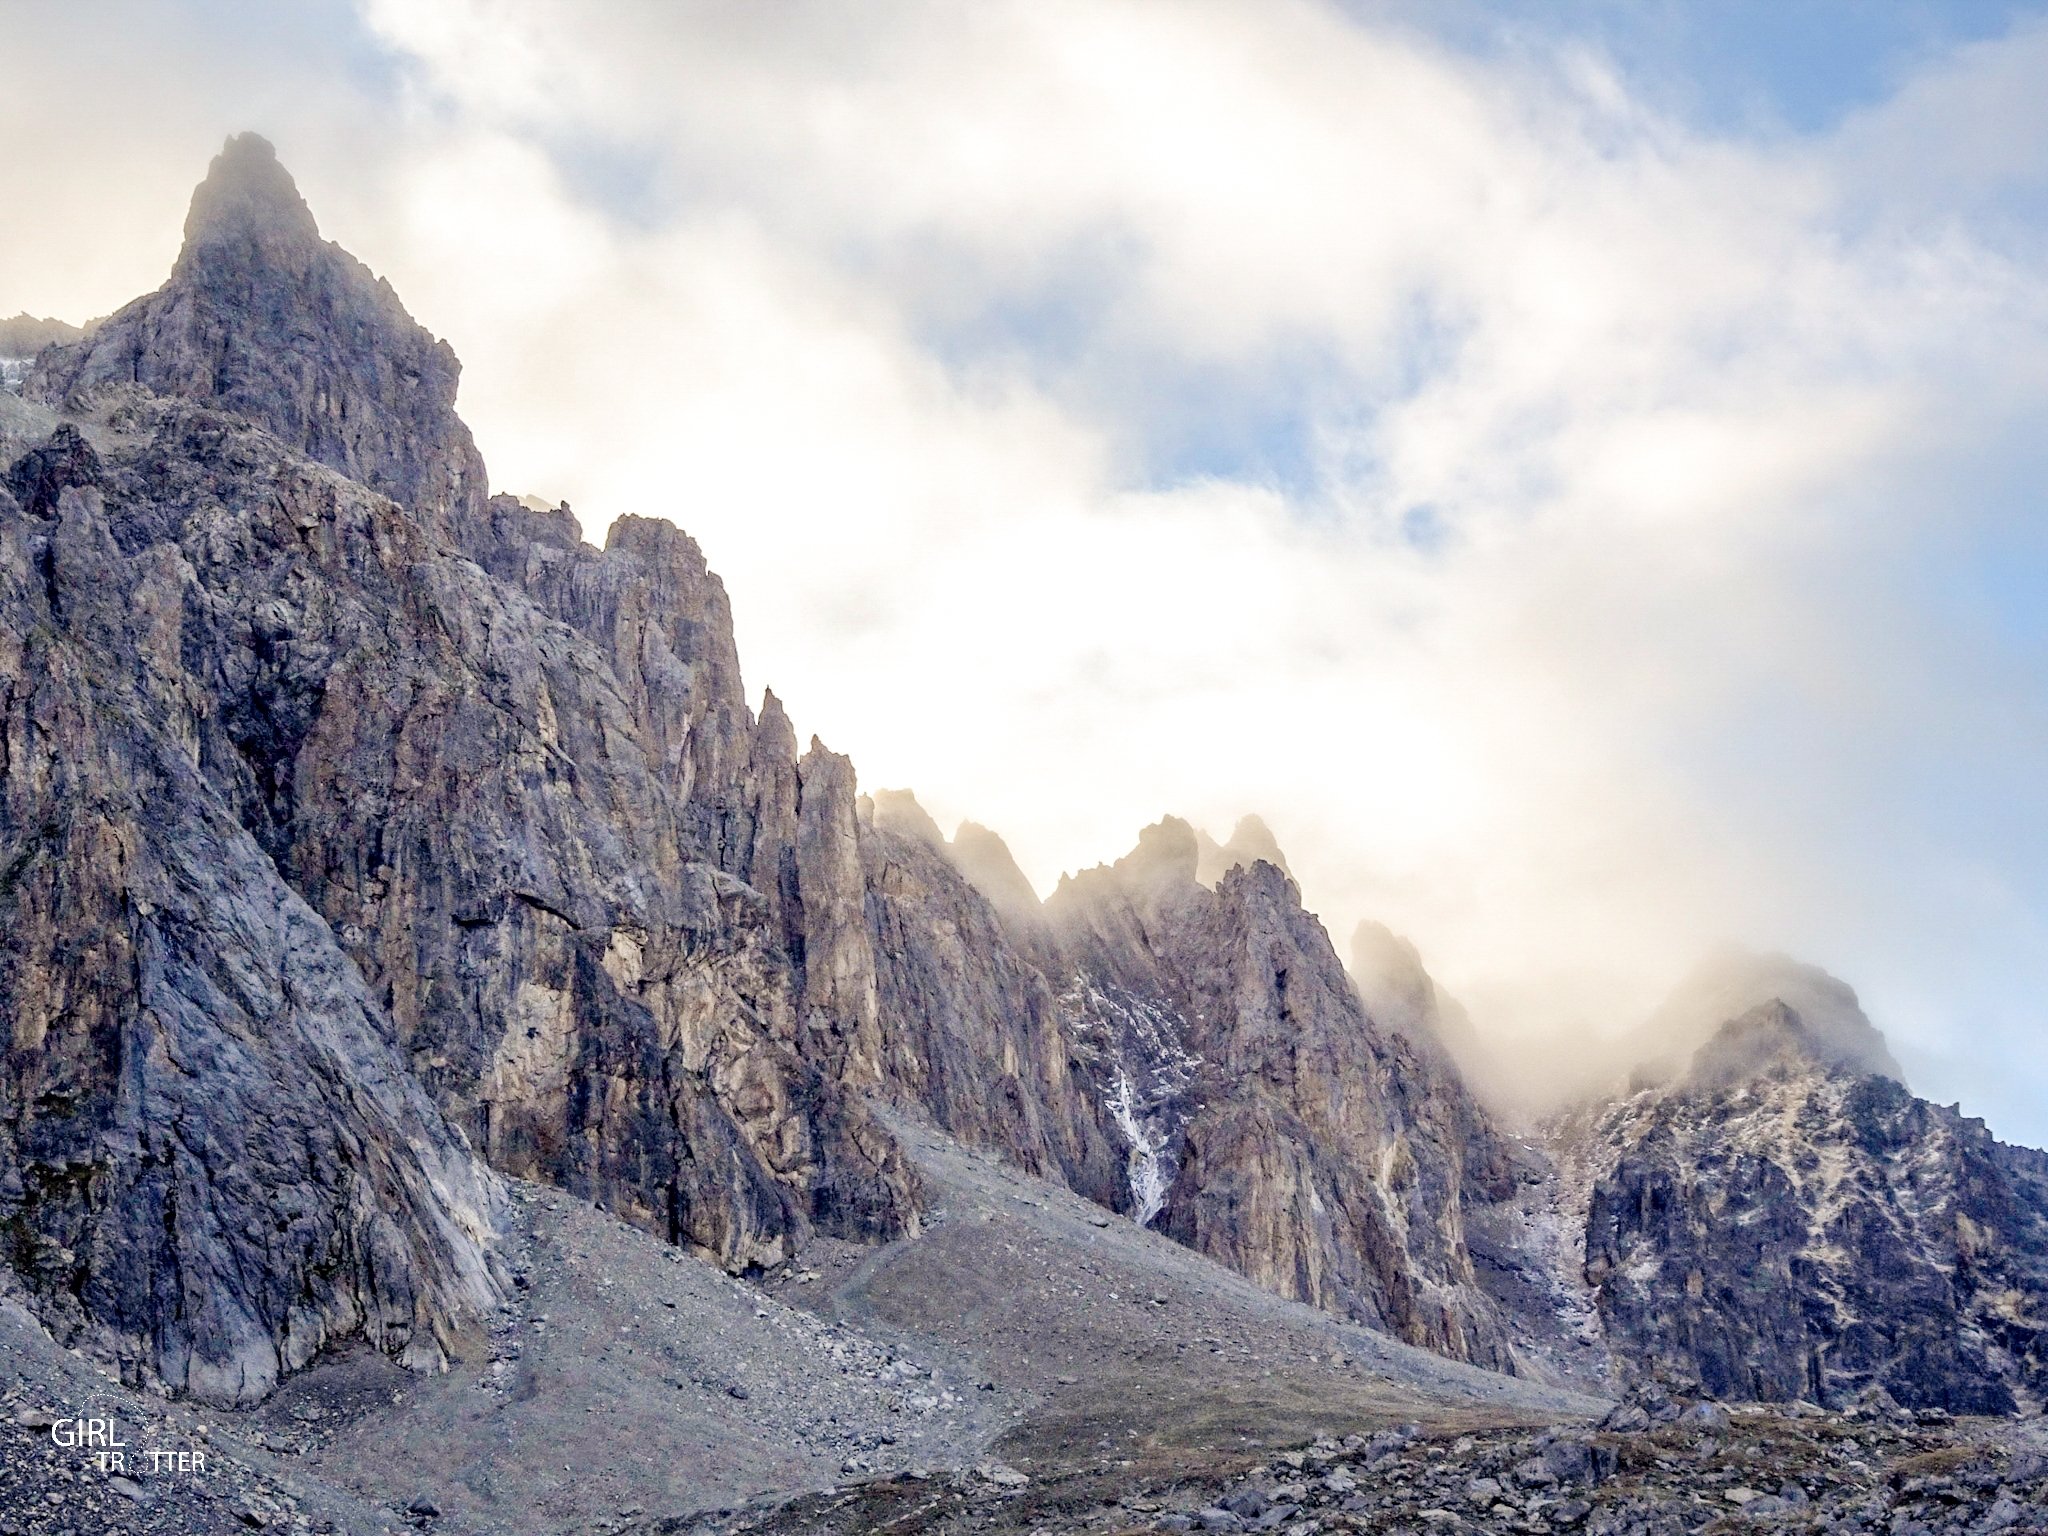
left=0, top=315, right=89, bottom=399
left=867, top=789, right=1046, bottom=923
left=947, top=819, right=1043, bottom=922
left=1045, top=820, right=1527, bottom=1369
left=1620, top=946, right=1904, bottom=1086
left=869, top=788, right=947, bottom=849
left=0, top=313, right=87, bottom=358
left=1194, top=813, right=1292, bottom=886
left=1349, top=919, right=1488, bottom=1075
left=1563, top=996, right=2048, bottom=1413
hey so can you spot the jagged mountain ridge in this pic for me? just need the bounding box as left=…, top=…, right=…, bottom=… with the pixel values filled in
left=858, top=792, right=1534, bottom=1365
left=1044, top=818, right=1526, bottom=1368
left=1194, top=813, right=1292, bottom=886
left=1561, top=998, right=2048, bottom=1413
left=0, top=314, right=89, bottom=358
left=0, top=134, right=1532, bottom=1401
left=3, top=134, right=2045, bottom=1420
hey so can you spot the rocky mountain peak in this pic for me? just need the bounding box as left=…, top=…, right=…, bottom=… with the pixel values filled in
left=179, top=131, right=320, bottom=261
left=948, top=819, right=1042, bottom=920
left=1195, top=812, right=1293, bottom=885
left=28, top=132, right=486, bottom=541
left=1576, top=985, right=2048, bottom=1413
left=871, top=788, right=946, bottom=848
left=0, top=312, right=88, bottom=360
left=1684, top=999, right=1843, bottom=1092
left=1350, top=920, right=1429, bottom=1010
left=1627, top=946, right=1903, bottom=1087
left=1112, top=815, right=1200, bottom=889
left=1348, top=919, right=1485, bottom=1071
left=756, top=687, right=797, bottom=757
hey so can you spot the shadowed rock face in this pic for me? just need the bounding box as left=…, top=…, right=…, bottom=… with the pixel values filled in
left=1572, top=1002, right=2048, bottom=1413
left=862, top=821, right=1130, bottom=1210
left=0, top=445, right=504, bottom=1406
left=3, top=422, right=101, bottom=518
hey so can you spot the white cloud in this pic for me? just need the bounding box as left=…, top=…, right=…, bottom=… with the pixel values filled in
left=8, top=1, right=2048, bottom=1135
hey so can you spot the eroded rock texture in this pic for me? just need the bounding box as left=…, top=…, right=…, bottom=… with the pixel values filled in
left=1043, top=819, right=1524, bottom=1369
left=1, top=135, right=915, bottom=1402
left=0, top=435, right=503, bottom=1406
left=30, top=133, right=486, bottom=545
left=863, top=816, right=1129, bottom=1211
left=1568, top=1000, right=2048, bottom=1412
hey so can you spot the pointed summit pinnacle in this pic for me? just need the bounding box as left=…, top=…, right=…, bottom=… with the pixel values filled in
left=180, top=133, right=320, bottom=258
left=28, top=133, right=487, bottom=540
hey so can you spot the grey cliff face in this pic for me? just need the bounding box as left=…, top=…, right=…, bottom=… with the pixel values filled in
left=1045, top=821, right=1525, bottom=1370
left=1568, top=1000, right=2048, bottom=1413
left=1, top=138, right=920, bottom=1402
left=863, top=818, right=1130, bottom=1211
left=1163, top=865, right=1521, bottom=1370
left=461, top=496, right=761, bottom=861
left=164, top=404, right=907, bottom=1268
left=0, top=430, right=503, bottom=1406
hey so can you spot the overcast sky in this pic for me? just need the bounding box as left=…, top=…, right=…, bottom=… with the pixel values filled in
left=6, top=0, right=2047, bottom=1141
